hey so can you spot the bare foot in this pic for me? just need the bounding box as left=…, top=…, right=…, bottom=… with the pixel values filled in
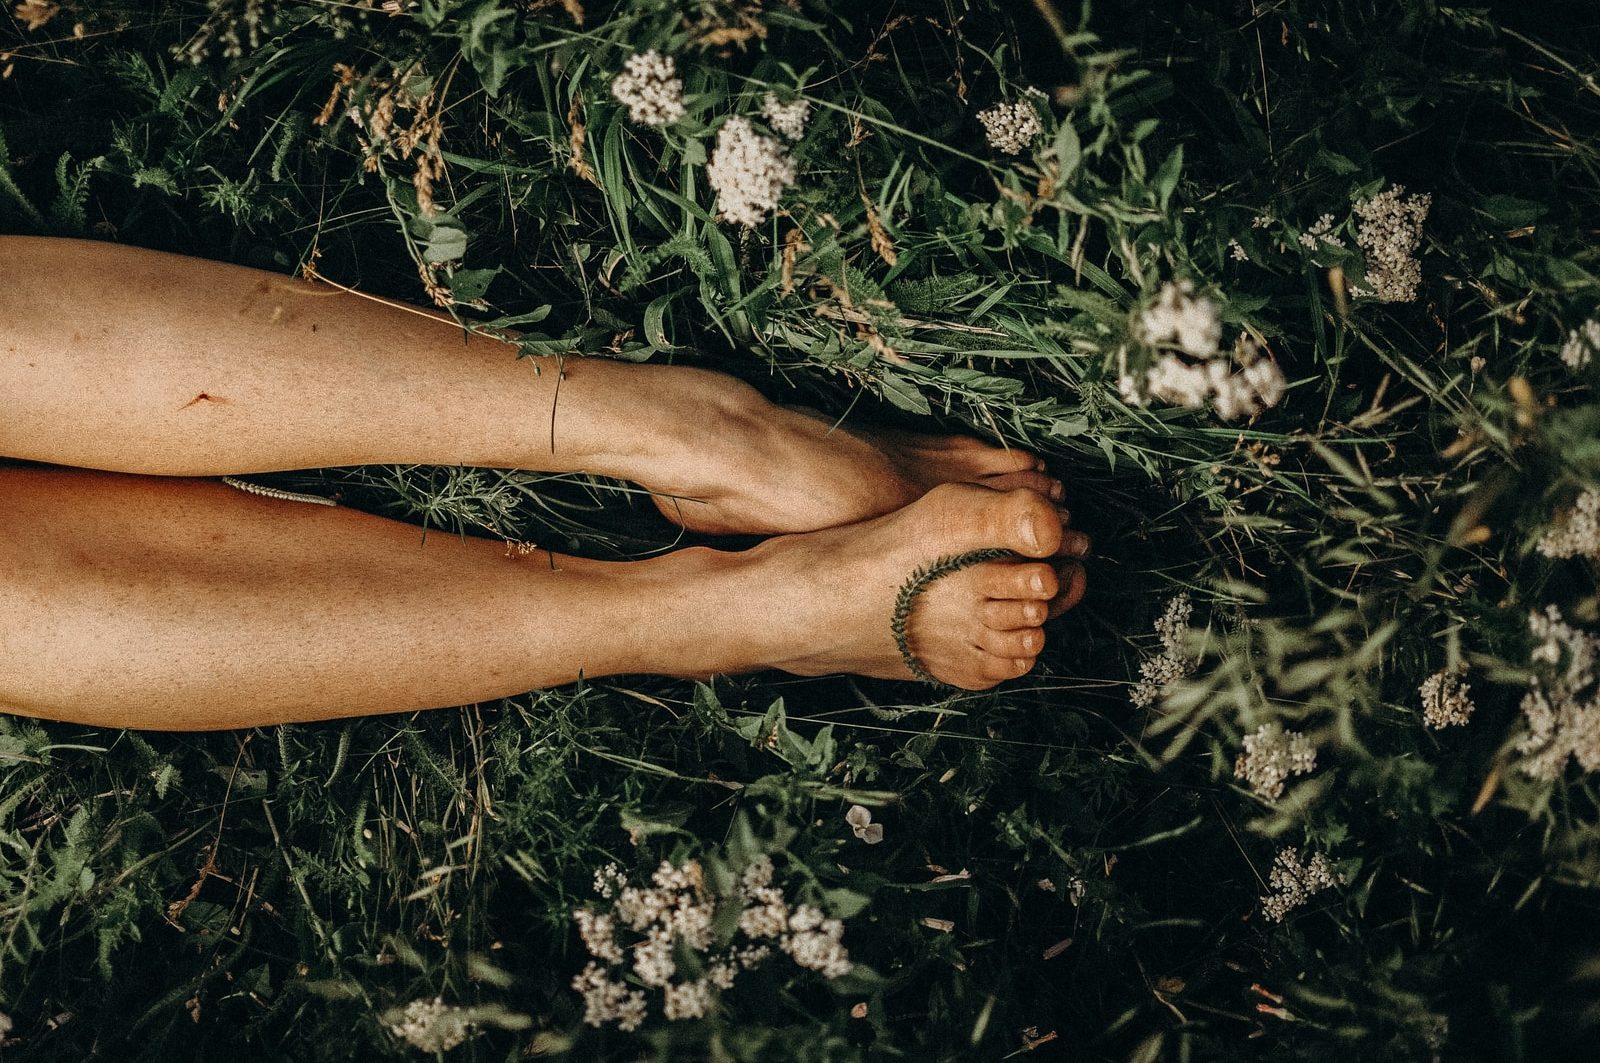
left=636, top=385, right=1061, bottom=536
left=726, top=483, right=1088, bottom=689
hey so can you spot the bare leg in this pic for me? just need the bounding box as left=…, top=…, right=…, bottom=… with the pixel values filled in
left=0, top=237, right=1059, bottom=534
left=0, top=466, right=1085, bottom=730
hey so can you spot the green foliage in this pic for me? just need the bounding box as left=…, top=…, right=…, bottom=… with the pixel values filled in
left=4, top=0, right=1600, bottom=1059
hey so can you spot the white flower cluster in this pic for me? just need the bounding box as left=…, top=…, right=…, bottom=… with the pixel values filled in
left=1233, top=722, right=1317, bottom=801
left=1228, top=239, right=1249, bottom=263
left=977, top=100, right=1043, bottom=154
left=1118, top=281, right=1286, bottom=420
left=1517, top=606, right=1600, bottom=782
left=1561, top=319, right=1600, bottom=370
left=610, top=50, right=685, bottom=127
left=1260, top=847, right=1341, bottom=923
left=1538, top=488, right=1600, bottom=559
left=1131, top=594, right=1200, bottom=708
left=761, top=92, right=811, bottom=140
left=1419, top=669, right=1475, bottom=729
left=385, top=997, right=472, bottom=1054
left=571, top=855, right=851, bottom=1031
left=1351, top=185, right=1431, bottom=303
left=705, top=116, right=797, bottom=227
left=1299, top=212, right=1344, bottom=249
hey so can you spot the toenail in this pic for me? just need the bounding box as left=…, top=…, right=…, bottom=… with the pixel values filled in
left=1023, top=632, right=1038, bottom=651
left=1014, top=658, right=1030, bottom=672
left=1065, top=531, right=1090, bottom=556
left=1030, top=572, right=1046, bottom=594
left=1026, top=602, right=1045, bottom=623
left=1050, top=480, right=1064, bottom=501
left=1021, top=516, right=1042, bottom=551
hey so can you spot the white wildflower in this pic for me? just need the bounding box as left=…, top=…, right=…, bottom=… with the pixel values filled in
left=845, top=804, right=884, bottom=844
left=1351, top=184, right=1431, bottom=303
left=1131, top=594, right=1200, bottom=708
left=977, top=99, right=1043, bottom=154
left=1251, top=214, right=1275, bottom=229
left=574, top=908, right=624, bottom=965
left=593, top=862, right=626, bottom=899
left=781, top=904, right=853, bottom=978
left=572, top=962, right=648, bottom=1032
left=610, top=50, right=685, bottom=127
left=1528, top=604, right=1598, bottom=690
left=1121, top=292, right=1286, bottom=422
left=1419, top=669, right=1475, bottom=729
left=0, top=1011, right=10, bottom=1038
left=632, top=929, right=677, bottom=988
left=761, top=92, right=810, bottom=140
left=1229, top=238, right=1250, bottom=263
left=1538, top=488, right=1600, bottom=559
left=1517, top=605, right=1600, bottom=781
left=1233, top=722, right=1317, bottom=801
left=662, top=979, right=714, bottom=1021
left=1260, top=847, right=1341, bottom=923
left=572, top=854, right=853, bottom=1031
left=385, top=997, right=473, bottom=1054
left=706, top=116, right=797, bottom=227
left=1300, top=212, right=1344, bottom=249
left=741, top=854, right=774, bottom=891
left=1560, top=319, right=1600, bottom=370
left=738, top=885, right=790, bottom=939
left=1138, top=279, right=1222, bottom=357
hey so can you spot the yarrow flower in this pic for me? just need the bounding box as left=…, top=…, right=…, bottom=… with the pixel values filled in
left=610, top=50, right=685, bottom=127
left=1351, top=184, right=1431, bottom=303
left=1560, top=319, right=1600, bottom=370
left=1233, top=722, right=1317, bottom=801
left=977, top=99, right=1043, bottom=154
left=1260, top=847, right=1341, bottom=922
left=1538, top=488, right=1600, bottom=559
left=1131, top=594, right=1200, bottom=708
left=761, top=92, right=811, bottom=140
left=1420, top=669, right=1475, bottom=729
left=1117, top=281, right=1286, bottom=420
left=571, top=855, right=851, bottom=1031
left=705, top=116, right=797, bottom=227
left=384, top=997, right=473, bottom=1054
left=1516, top=605, right=1600, bottom=782
left=1299, top=212, right=1344, bottom=249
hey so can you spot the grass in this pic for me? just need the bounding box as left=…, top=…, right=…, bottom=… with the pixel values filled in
left=3, top=0, right=1600, bottom=1058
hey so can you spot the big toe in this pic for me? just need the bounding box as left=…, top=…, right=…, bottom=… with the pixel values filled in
left=922, top=482, right=1063, bottom=559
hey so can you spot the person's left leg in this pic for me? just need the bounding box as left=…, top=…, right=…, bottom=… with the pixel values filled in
left=0, top=236, right=1062, bottom=535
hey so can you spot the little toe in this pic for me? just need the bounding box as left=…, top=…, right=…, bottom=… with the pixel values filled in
left=983, top=561, right=1059, bottom=601
left=1046, top=561, right=1088, bottom=618
left=980, top=653, right=1036, bottom=683
left=978, top=626, right=1046, bottom=658
left=981, top=598, right=1048, bottom=629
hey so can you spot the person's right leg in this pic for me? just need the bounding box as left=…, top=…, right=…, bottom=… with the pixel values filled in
left=0, top=236, right=1060, bottom=536
left=0, top=465, right=1085, bottom=730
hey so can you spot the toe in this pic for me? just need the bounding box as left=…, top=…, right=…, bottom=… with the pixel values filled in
left=980, top=470, right=1065, bottom=502
left=980, top=653, right=1036, bottom=683
left=983, top=562, right=1058, bottom=600
left=977, top=626, right=1046, bottom=658
left=1059, top=529, right=1091, bottom=559
left=990, top=488, right=1064, bottom=558
left=1046, top=561, right=1088, bottom=618
left=981, top=598, right=1048, bottom=629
